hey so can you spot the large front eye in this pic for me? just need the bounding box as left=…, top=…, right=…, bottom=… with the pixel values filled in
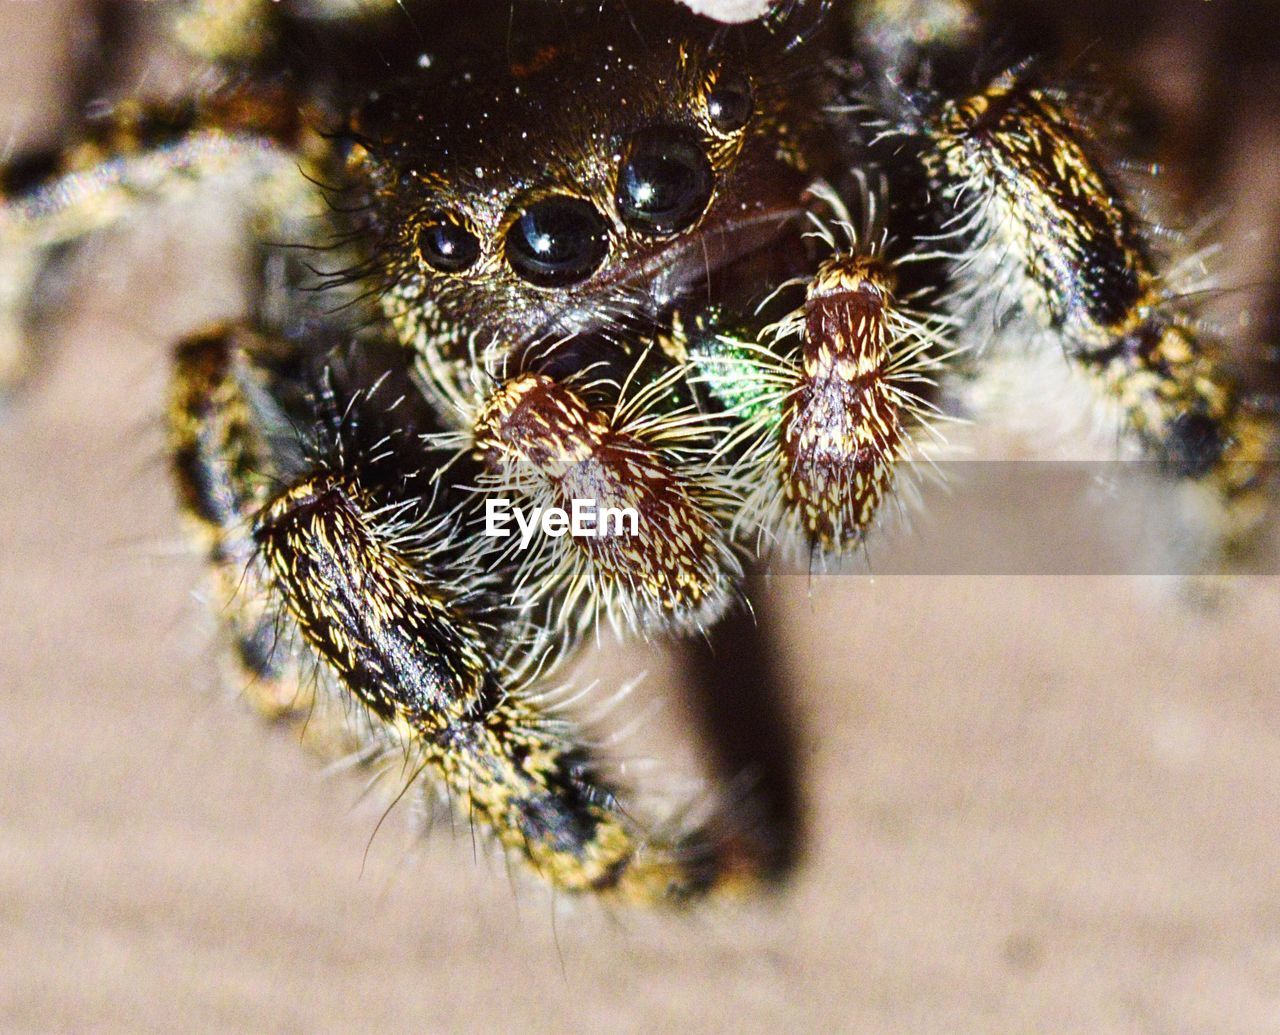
left=416, top=216, right=480, bottom=273
left=505, top=195, right=610, bottom=287
left=615, top=127, right=713, bottom=236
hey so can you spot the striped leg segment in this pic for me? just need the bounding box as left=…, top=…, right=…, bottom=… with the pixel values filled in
left=253, top=469, right=762, bottom=904
left=1, top=88, right=328, bottom=400
left=169, top=329, right=767, bottom=904
left=470, top=370, right=741, bottom=635
left=679, top=250, right=949, bottom=557
left=168, top=325, right=344, bottom=738
left=770, top=254, right=940, bottom=549
left=927, top=69, right=1276, bottom=548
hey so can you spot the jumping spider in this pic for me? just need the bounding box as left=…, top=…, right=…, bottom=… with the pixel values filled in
left=3, top=0, right=1274, bottom=906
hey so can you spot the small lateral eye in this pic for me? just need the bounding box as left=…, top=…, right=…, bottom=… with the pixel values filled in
left=706, top=71, right=753, bottom=132
left=416, top=216, right=480, bottom=273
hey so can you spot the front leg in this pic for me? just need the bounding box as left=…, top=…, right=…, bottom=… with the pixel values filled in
left=924, top=68, right=1277, bottom=555
left=168, top=323, right=336, bottom=733
left=674, top=229, right=954, bottom=560
left=169, top=324, right=769, bottom=904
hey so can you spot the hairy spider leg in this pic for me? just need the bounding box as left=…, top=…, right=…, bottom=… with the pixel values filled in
left=169, top=325, right=371, bottom=760
left=928, top=69, right=1277, bottom=554
left=468, top=369, right=744, bottom=638
left=0, top=86, right=330, bottom=401
left=675, top=250, right=952, bottom=558
left=170, top=328, right=770, bottom=904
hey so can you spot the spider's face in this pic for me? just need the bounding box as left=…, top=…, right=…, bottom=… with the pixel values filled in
left=352, top=5, right=829, bottom=355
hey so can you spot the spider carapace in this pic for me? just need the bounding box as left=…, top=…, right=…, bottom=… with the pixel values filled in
left=3, top=0, right=1274, bottom=906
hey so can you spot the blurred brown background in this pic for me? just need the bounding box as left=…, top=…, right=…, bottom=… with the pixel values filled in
left=3, top=2, right=1280, bottom=1032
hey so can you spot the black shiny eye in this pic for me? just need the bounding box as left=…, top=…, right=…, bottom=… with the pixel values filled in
left=615, top=127, right=713, bottom=236
left=505, top=195, right=610, bottom=287
left=706, top=72, right=753, bottom=132
left=416, top=218, right=480, bottom=273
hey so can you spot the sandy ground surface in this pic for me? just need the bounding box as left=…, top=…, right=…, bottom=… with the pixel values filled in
left=3, top=3, right=1280, bottom=1033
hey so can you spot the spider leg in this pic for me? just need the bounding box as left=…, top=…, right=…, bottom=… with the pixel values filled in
left=925, top=68, right=1277, bottom=554
left=675, top=249, right=952, bottom=559
left=256, top=471, right=762, bottom=903
left=0, top=86, right=334, bottom=402
left=466, top=366, right=743, bottom=637
left=169, top=323, right=336, bottom=733
left=170, top=325, right=765, bottom=904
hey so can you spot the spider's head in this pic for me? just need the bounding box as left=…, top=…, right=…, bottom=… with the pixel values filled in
left=349, top=0, right=833, bottom=359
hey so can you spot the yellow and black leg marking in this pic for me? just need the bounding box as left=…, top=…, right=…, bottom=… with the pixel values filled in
left=927, top=69, right=1277, bottom=551
left=168, top=324, right=368, bottom=756
left=169, top=327, right=766, bottom=904
left=252, top=468, right=762, bottom=904
left=0, top=87, right=331, bottom=401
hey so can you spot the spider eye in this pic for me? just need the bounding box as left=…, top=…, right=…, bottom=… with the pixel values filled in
left=615, top=127, right=713, bottom=236
left=417, top=217, right=480, bottom=273
left=505, top=195, right=610, bottom=287
left=706, top=71, right=753, bottom=132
